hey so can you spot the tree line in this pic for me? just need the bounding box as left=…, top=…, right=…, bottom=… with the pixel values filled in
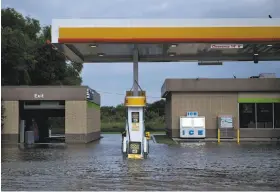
left=1, top=8, right=165, bottom=131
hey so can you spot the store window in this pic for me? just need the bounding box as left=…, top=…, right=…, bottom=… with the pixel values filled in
left=256, top=103, right=273, bottom=128
left=274, top=103, right=280, bottom=128
left=239, top=103, right=256, bottom=128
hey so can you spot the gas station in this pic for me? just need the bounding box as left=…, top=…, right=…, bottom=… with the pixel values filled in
left=49, top=18, right=280, bottom=159
left=3, top=18, right=279, bottom=159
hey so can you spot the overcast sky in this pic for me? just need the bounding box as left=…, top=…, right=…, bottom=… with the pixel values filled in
left=2, top=0, right=280, bottom=106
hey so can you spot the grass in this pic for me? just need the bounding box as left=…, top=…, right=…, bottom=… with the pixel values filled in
left=153, top=134, right=176, bottom=145
left=102, top=132, right=122, bottom=134
left=101, top=122, right=125, bottom=129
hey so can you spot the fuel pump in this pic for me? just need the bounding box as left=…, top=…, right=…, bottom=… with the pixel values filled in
left=122, top=90, right=149, bottom=159
left=121, top=47, right=149, bottom=159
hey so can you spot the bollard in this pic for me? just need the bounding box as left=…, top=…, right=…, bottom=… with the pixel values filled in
left=145, top=131, right=151, bottom=140
left=20, top=120, right=25, bottom=143
left=217, top=128, right=220, bottom=143
left=237, top=128, right=240, bottom=144
left=49, top=129, right=52, bottom=138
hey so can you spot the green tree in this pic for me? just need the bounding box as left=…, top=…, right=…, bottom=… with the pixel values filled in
left=1, top=8, right=83, bottom=86
left=1, top=25, right=37, bottom=85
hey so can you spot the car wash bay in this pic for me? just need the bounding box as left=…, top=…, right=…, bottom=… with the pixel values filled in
left=19, top=100, right=65, bottom=143
left=1, top=86, right=101, bottom=144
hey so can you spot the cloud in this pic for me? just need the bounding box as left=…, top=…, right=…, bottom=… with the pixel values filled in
left=146, top=1, right=169, bottom=12
left=2, top=0, right=280, bottom=23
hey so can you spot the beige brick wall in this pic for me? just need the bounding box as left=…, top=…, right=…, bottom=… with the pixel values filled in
left=171, top=93, right=238, bottom=130
left=65, top=101, right=87, bottom=134
left=2, top=101, right=19, bottom=134
left=87, top=106, right=100, bottom=133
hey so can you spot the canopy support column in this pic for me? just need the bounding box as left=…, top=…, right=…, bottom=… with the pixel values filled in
left=133, top=47, right=139, bottom=96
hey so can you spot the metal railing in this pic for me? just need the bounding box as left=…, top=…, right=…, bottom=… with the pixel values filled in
left=217, top=128, right=240, bottom=144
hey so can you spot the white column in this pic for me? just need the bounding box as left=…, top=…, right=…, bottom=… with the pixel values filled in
left=20, top=120, right=25, bottom=143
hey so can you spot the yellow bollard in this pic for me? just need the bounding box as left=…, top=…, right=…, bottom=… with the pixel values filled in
left=217, top=128, right=220, bottom=143
left=237, top=128, right=240, bottom=144
left=145, top=132, right=151, bottom=140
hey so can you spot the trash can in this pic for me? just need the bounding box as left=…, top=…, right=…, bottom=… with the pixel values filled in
left=25, top=131, right=35, bottom=144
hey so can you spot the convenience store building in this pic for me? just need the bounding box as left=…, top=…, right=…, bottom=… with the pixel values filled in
left=162, top=78, right=280, bottom=138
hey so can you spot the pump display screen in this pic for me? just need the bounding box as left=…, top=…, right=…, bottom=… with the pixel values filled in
left=131, top=112, right=139, bottom=123
left=129, top=142, right=141, bottom=154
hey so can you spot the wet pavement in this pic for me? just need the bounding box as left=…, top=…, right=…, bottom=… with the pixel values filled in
left=1, top=134, right=280, bottom=191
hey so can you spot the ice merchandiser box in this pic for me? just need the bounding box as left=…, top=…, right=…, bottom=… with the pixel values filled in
left=180, top=116, right=206, bottom=138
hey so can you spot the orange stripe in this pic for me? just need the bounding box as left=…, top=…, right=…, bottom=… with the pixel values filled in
left=58, top=27, right=280, bottom=40
left=58, top=38, right=280, bottom=43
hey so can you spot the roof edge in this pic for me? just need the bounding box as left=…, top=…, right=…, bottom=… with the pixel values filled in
left=161, top=78, right=280, bottom=97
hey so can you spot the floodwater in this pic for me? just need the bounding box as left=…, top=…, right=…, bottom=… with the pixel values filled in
left=1, top=134, right=280, bottom=191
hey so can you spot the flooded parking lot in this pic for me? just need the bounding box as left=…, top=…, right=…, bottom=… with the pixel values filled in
left=2, top=134, right=280, bottom=191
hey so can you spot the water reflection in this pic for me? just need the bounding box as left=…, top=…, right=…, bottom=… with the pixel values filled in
left=2, top=134, right=280, bottom=191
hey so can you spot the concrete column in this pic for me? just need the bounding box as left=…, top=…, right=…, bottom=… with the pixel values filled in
left=2, top=101, right=19, bottom=143
left=65, top=101, right=87, bottom=143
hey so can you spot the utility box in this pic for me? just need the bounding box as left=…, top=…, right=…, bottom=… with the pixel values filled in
left=217, top=115, right=234, bottom=139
